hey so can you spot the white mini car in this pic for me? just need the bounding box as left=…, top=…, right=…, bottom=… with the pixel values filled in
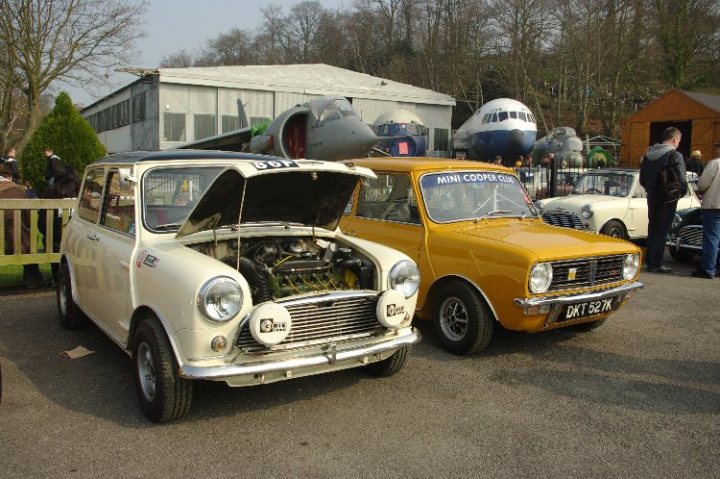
left=58, top=151, right=421, bottom=422
left=535, top=168, right=700, bottom=239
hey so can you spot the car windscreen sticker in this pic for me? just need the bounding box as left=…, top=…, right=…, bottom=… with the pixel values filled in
left=421, top=172, right=516, bottom=188
left=253, top=160, right=299, bottom=170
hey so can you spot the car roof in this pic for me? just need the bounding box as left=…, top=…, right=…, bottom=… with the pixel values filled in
left=343, top=157, right=515, bottom=174
left=90, top=150, right=285, bottom=165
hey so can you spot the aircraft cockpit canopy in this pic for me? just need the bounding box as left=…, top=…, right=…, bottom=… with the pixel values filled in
left=311, top=97, right=358, bottom=125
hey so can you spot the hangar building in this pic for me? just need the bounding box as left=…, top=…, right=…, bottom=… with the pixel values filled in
left=621, top=89, right=720, bottom=167
left=81, top=64, right=456, bottom=155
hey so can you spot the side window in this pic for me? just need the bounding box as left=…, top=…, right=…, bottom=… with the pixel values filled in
left=78, top=168, right=105, bottom=223
left=510, top=111, right=518, bottom=119
left=356, top=173, right=420, bottom=225
left=100, top=170, right=136, bottom=236
left=633, top=181, right=647, bottom=198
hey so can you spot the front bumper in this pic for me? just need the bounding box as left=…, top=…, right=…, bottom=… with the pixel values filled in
left=179, top=327, right=421, bottom=383
left=513, top=281, right=644, bottom=326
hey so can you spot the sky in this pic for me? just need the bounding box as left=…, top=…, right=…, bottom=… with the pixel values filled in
left=63, top=0, right=350, bottom=106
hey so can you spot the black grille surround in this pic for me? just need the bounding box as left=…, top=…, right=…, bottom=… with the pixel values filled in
left=548, top=255, right=626, bottom=291
left=542, top=212, right=586, bottom=230
left=678, top=225, right=703, bottom=249
left=236, top=292, right=384, bottom=351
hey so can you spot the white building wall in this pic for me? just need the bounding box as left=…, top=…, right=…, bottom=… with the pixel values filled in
left=274, top=92, right=318, bottom=115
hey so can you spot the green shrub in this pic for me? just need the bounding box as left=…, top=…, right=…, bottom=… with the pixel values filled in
left=21, top=92, right=106, bottom=194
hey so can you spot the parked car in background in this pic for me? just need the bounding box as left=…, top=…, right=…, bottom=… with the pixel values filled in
left=535, top=168, right=701, bottom=239
left=58, top=151, right=421, bottom=422
left=666, top=207, right=716, bottom=262
left=340, top=158, right=643, bottom=356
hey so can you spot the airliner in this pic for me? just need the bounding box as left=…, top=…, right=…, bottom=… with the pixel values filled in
left=453, top=98, right=537, bottom=162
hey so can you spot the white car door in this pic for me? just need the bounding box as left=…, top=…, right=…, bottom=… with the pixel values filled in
left=85, top=168, right=137, bottom=343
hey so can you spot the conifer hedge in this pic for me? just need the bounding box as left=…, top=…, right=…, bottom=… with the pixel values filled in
left=21, top=92, right=106, bottom=193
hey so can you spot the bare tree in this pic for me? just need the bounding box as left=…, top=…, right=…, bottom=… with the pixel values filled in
left=195, top=28, right=257, bottom=66
left=160, top=50, right=195, bottom=68
left=0, top=0, right=145, bottom=153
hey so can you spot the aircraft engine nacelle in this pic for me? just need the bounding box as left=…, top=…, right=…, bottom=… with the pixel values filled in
left=250, top=108, right=308, bottom=159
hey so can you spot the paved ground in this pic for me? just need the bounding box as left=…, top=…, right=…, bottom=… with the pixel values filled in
left=0, top=254, right=718, bottom=479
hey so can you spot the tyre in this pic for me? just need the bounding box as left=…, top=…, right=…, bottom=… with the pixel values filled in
left=600, top=220, right=627, bottom=239
left=56, top=262, right=89, bottom=329
left=133, top=319, right=193, bottom=423
left=433, top=281, right=494, bottom=355
left=572, top=318, right=606, bottom=331
left=364, top=346, right=410, bottom=377
left=669, top=245, right=693, bottom=262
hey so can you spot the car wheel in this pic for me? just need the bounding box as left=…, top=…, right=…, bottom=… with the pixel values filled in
left=56, top=263, right=88, bottom=329
left=572, top=318, right=606, bottom=331
left=433, top=281, right=493, bottom=355
left=133, top=319, right=193, bottom=423
left=669, top=245, right=693, bottom=262
left=600, top=220, right=627, bottom=239
left=364, top=346, right=410, bottom=377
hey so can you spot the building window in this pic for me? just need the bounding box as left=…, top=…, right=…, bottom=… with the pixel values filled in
left=222, top=115, right=239, bottom=133
left=434, top=128, right=449, bottom=151
left=163, top=112, right=186, bottom=142
left=194, top=114, right=216, bottom=140
left=132, top=93, right=146, bottom=122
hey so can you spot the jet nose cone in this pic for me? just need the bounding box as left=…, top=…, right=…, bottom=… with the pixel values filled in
left=509, top=129, right=524, bottom=146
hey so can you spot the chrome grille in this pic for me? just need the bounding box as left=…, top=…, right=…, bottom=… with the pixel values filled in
left=549, top=255, right=625, bottom=291
left=542, top=212, right=585, bottom=229
left=236, top=293, right=382, bottom=350
left=678, top=225, right=703, bottom=248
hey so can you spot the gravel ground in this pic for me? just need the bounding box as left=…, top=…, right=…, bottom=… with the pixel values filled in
left=0, top=254, right=718, bottom=479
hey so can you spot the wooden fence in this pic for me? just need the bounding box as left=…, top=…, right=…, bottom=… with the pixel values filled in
left=0, top=199, right=76, bottom=266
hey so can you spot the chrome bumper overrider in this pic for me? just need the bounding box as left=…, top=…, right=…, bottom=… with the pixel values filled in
left=513, top=281, right=644, bottom=325
left=178, top=328, right=421, bottom=380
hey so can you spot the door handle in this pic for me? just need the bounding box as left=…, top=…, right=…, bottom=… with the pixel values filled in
left=87, top=233, right=100, bottom=242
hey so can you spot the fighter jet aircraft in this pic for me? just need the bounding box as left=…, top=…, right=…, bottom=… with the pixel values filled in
left=452, top=98, right=537, bottom=162
left=372, top=109, right=428, bottom=157
left=181, top=96, right=380, bottom=161
left=533, top=126, right=584, bottom=167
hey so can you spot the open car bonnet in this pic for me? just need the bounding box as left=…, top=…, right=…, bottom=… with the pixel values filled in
left=177, top=163, right=374, bottom=239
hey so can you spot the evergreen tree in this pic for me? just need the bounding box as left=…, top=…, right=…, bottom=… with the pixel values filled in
left=21, top=92, right=106, bottom=193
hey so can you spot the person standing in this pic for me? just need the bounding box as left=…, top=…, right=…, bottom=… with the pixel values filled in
left=639, top=127, right=688, bottom=273
left=687, top=150, right=704, bottom=176
left=1, top=147, right=21, bottom=183
left=691, top=141, right=720, bottom=278
left=44, top=147, right=61, bottom=186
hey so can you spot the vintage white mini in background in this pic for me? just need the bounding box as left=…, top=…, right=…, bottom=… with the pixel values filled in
left=58, top=151, right=421, bottom=422
left=536, top=168, right=701, bottom=239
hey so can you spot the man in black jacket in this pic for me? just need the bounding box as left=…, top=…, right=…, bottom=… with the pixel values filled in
left=0, top=147, right=21, bottom=183
left=44, top=147, right=61, bottom=186
left=639, top=127, right=688, bottom=273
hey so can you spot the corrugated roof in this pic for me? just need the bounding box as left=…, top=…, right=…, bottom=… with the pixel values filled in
left=681, top=90, right=720, bottom=114
left=157, top=63, right=455, bottom=106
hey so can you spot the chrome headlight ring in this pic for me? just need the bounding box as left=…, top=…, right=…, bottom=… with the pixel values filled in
left=388, top=259, right=420, bottom=298
left=197, top=276, right=243, bottom=323
left=529, top=263, right=553, bottom=293
left=581, top=204, right=593, bottom=219
left=623, top=253, right=640, bottom=280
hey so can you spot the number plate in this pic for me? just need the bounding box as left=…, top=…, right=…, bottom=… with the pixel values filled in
left=563, top=297, right=617, bottom=321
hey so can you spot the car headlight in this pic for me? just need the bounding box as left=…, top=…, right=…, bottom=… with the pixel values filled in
left=623, top=253, right=640, bottom=280
left=671, top=213, right=682, bottom=230
left=581, top=204, right=593, bottom=219
left=388, top=260, right=420, bottom=298
left=529, top=263, right=553, bottom=293
left=197, top=277, right=243, bottom=322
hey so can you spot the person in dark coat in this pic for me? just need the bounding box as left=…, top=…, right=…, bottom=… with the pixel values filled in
left=44, top=147, right=62, bottom=186
left=39, top=165, right=81, bottom=283
left=686, top=150, right=704, bottom=176
left=639, top=127, right=688, bottom=273
left=0, top=147, right=21, bottom=183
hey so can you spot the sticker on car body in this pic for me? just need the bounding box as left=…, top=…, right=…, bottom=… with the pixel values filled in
left=253, top=160, right=299, bottom=170
left=420, top=172, right=516, bottom=187
left=135, top=250, right=160, bottom=269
